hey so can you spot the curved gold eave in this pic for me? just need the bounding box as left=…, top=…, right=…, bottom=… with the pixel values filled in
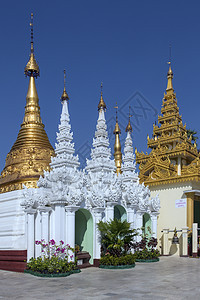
left=139, top=174, right=200, bottom=187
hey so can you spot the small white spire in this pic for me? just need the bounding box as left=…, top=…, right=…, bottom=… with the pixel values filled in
left=121, top=131, right=138, bottom=183
left=86, top=106, right=115, bottom=172
left=50, top=99, right=79, bottom=170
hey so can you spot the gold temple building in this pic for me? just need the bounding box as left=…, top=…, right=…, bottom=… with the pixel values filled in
left=0, top=14, right=54, bottom=193
left=136, top=63, right=200, bottom=253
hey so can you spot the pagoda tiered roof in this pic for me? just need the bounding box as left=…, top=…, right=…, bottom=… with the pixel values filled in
left=136, top=63, right=200, bottom=186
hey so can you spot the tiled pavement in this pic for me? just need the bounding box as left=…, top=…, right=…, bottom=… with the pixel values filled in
left=0, top=256, right=199, bottom=299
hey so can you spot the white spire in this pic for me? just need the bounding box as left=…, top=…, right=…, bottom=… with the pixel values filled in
left=121, top=131, right=138, bottom=183
left=50, top=99, right=79, bottom=170
left=86, top=108, right=115, bottom=173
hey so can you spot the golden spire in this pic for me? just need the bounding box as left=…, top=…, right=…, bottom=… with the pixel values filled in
left=0, top=13, right=54, bottom=193
left=166, top=46, right=174, bottom=94
left=98, top=82, right=106, bottom=111
left=61, top=70, right=69, bottom=101
left=126, top=106, right=133, bottom=132
left=166, top=61, right=174, bottom=93
left=113, top=103, right=122, bottom=175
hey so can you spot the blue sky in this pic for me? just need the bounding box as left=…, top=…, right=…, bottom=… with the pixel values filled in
left=0, top=1, right=200, bottom=170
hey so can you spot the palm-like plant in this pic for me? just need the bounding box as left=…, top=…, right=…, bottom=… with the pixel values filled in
left=98, top=219, right=138, bottom=257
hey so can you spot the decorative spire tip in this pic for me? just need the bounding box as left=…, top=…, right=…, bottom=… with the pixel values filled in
left=24, top=12, right=40, bottom=78
left=126, top=106, right=133, bottom=132
left=61, top=69, right=69, bottom=101
left=98, top=82, right=106, bottom=111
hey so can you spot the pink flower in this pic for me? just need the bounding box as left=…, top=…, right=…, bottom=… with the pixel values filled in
left=70, top=255, right=73, bottom=259
left=60, top=240, right=64, bottom=245
left=61, top=248, right=65, bottom=253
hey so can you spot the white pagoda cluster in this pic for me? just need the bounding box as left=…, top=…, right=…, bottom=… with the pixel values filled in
left=20, top=87, right=160, bottom=262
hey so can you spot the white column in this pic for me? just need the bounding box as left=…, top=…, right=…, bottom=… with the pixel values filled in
left=54, top=203, right=66, bottom=243
left=177, top=156, right=181, bottom=175
left=127, top=206, right=136, bottom=229
left=25, top=208, right=37, bottom=261
left=162, top=228, right=169, bottom=256
left=39, top=207, right=52, bottom=242
left=105, top=202, right=115, bottom=221
left=192, top=223, right=198, bottom=257
left=151, top=213, right=158, bottom=238
left=65, top=206, right=79, bottom=262
left=181, top=227, right=188, bottom=257
left=35, top=212, right=41, bottom=258
left=135, top=211, right=143, bottom=242
left=93, top=208, right=104, bottom=261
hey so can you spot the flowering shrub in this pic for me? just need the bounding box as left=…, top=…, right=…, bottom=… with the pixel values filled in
left=26, top=240, right=78, bottom=275
left=26, top=257, right=78, bottom=274
left=35, top=239, right=74, bottom=261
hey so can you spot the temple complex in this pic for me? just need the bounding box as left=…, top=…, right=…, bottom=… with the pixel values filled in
left=0, top=14, right=159, bottom=268
left=136, top=63, right=200, bottom=254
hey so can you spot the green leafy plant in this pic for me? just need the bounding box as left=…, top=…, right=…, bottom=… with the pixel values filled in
left=98, top=219, right=138, bottom=257
left=100, top=254, right=135, bottom=266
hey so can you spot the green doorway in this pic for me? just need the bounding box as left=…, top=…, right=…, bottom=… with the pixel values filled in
left=75, top=209, right=93, bottom=263
left=114, top=205, right=127, bottom=221
left=143, top=213, right=151, bottom=238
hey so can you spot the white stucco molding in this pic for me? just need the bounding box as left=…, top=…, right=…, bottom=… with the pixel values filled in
left=183, top=189, right=200, bottom=197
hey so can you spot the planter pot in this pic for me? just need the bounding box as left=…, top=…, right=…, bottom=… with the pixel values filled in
left=24, top=269, right=81, bottom=277
left=135, top=258, right=159, bottom=263
left=99, top=263, right=135, bottom=269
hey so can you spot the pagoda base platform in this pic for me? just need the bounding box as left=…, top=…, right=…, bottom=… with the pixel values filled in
left=0, top=250, right=27, bottom=272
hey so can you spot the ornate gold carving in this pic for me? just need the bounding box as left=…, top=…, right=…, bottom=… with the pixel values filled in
left=136, top=64, right=200, bottom=187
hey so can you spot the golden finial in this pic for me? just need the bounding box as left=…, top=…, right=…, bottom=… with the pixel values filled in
left=24, top=13, right=40, bottom=78
left=113, top=102, right=122, bottom=175
left=113, top=102, right=121, bottom=134
left=98, top=82, right=107, bottom=111
left=126, top=106, right=133, bottom=132
left=166, top=45, right=174, bottom=93
left=61, top=69, right=69, bottom=101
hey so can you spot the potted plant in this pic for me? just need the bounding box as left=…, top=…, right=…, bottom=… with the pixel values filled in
left=98, top=219, right=137, bottom=269
left=133, top=227, right=160, bottom=262
left=25, top=239, right=81, bottom=277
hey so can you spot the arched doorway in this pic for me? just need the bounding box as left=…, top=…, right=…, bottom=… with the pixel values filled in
left=143, top=213, right=151, bottom=238
left=114, top=205, right=127, bottom=221
left=75, top=209, right=93, bottom=263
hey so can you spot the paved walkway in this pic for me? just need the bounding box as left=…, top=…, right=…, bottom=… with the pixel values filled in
left=0, top=256, right=199, bottom=299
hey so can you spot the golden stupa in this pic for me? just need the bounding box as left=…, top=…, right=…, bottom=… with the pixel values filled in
left=0, top=14, right=55, bottom=193
left=136, top=62, right=200, bottom=186
left=113, top=104, right=122, bottom=175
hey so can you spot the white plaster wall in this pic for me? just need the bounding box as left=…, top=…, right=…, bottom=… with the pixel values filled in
left=150, top=182, right=194, bottom=255
left=0, top=190, right=26, bottom=250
